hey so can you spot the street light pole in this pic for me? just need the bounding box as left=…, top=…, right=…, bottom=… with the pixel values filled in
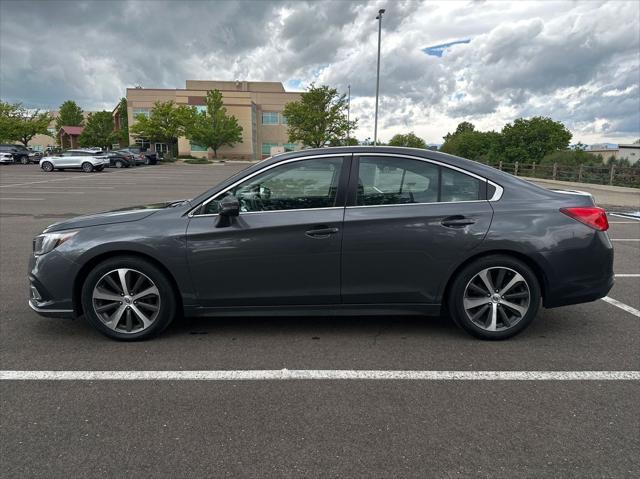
left=374, top=8, right=385, bottom=146
left=346, top=84, right=351, bottom=144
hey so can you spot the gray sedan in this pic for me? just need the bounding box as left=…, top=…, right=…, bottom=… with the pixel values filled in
left=28, top=146, right=613, bottom=340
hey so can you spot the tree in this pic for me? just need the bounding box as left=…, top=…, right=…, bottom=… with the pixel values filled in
left=441, top=122, right=500, bottom=161
left=184, top=90, right=243, bottom=158
left=500, top=116, right=572, bottom=163
left=79, top=111, right=116, bottom=149
left=129, top=100, right=192, bottom=159
left=116, top=97, right=129, bottom=146
left=0, top=101, right=52, bottom=146
left=55, top=100, right=84, bottom=143
left=0, top=101, right=21, bottom=142
left=540, top=149, right=601, bottom=167
left=282, top=84, right=357, bottom=148
left=388, top=132, right=427, bottom=149
left=14, top=108, right=52, bottom=147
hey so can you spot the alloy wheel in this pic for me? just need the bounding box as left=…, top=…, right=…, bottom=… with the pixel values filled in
left=82, top=162, right=93, bottom=172
left=92, top=268, right=161, bottom=333
left=463, top=267, right=530, bottom=332
left=41, top=161, right=53, bottom=172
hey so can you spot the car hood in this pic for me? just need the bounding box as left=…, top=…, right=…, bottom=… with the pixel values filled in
left=44, top=200, right=191, bottom=232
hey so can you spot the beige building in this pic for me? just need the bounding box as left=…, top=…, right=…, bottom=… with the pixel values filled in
left=587, top=144, right=640, bottom=165
left=24, top=110, right=96, bottom=152
left=121, top=80, right=302, bottom=160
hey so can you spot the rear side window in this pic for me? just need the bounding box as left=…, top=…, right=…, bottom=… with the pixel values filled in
left=356, top=156, right=482, bottom=206
left=441, top=168, right=481, bottom=202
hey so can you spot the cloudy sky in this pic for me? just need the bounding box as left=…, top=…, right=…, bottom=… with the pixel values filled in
left=1, top=0, right=638, bottom=145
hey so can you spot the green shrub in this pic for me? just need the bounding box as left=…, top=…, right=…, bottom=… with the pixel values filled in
left=184, top=158, right=213, bottom=164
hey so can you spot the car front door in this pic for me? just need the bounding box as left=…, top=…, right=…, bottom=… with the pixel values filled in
left=341, top=154, right=494, bottom=305
left=186, top=155, right=350, bottom=308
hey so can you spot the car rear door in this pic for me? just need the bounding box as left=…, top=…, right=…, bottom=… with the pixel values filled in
left=186, top=154, right=351, bottom=307
left=341, top=154, right=494, bottom=305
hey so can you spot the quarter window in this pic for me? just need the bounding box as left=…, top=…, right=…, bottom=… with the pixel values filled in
left=356, top=156, right=481, bottom=206
left=200, top=157, right=343, bottom=214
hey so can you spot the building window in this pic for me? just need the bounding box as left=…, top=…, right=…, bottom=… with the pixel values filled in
left=135, top=138, right=150, bottom=150
left=47, top=127, right=56, bottom=136
left=133, top=108, right=150, bottom=119
left=262, top=112, right=279, bottom=125
left=280, top=114, right=288, bottom=125
left=191, top=142, right=208, bottom=152
left=262, top=143, right=278, bottom=155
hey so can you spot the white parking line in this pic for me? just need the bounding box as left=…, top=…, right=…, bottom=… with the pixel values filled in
left=611, top=239, right=640, bottom=242
left=615, top=274, right=640, bottom=277
left=610, top=214, right=640, bottom=222
left=601, top=296, right=640, bottom=318
left=0, top=197, right=45, bottom=201
left=610, top=221, right=640, bottom=224
left=0, top=370, right=638, bottom=381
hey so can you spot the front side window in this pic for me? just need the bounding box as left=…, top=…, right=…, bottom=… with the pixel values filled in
left=200, top=157, right=343, bottom=215
left=356, top=156, right=481, bottom=206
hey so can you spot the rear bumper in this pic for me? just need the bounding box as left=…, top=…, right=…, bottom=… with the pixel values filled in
left=543, top=273, right=614, bottom=308
left=542, top=231, right=614, bottom=308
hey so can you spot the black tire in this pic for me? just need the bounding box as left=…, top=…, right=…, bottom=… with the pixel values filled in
left=81, top=162, right=94, bottom=173
left=41, top=161, right=54, bottom=172
left=81, top=256, right=177, bottom=341
left=96, top=165, right=104, bottom=171
left=447, top=255, right=541, bottom=340
left=115, top=160, right=123, bottom=168
left=144, top=157, right=150, bottom=165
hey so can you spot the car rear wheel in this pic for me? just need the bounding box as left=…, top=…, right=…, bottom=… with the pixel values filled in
left=41, top=161, right=54, bottom=172
left=448, top=255, right=540, bottom=340
left=115, top=160, right=123, bottom=168
left=144, top=157, right=150, bottom=165
left=81, top=162, right=94, bottom=173
left=81, top=256, right=176, bottom=341
left=20, top=156, right=29, bottom=165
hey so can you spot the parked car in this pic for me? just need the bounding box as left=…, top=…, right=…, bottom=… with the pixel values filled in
left=28, top=146, right=613, bottom=341
left=105, top=151, right=134, bottom=168
left=0, top=144, right=30, bottom=164
left=39, top=149, right=110, bottom=172
left=120, top=147, right=158, bottom=165
left=28, top=149, right=43, bottom=163
left=0, top=152, right=15, bottom=164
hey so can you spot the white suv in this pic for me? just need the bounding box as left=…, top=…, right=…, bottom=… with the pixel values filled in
left=39, top=149, right=110, bottom=173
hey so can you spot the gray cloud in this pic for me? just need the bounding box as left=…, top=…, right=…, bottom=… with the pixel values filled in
left=0, top=0, right=638, bottom=144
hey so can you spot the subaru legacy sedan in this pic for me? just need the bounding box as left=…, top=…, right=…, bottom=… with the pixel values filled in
left=28, top=147, right=613, bottom=341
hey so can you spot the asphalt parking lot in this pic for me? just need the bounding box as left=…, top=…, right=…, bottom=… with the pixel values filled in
left=1, top=163, right=639, bottom=478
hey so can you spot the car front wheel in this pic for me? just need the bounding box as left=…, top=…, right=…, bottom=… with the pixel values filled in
left=448, top=255, right=541, bottom=340
left=115, top=160, right=123, bottom=168
left=21, top=156, right=29, bottom=164
left=81, top=162, right=94, bottom=173
left=81, top=256, right=176, bottom=340
left=41, top=161, right=54, bottom=172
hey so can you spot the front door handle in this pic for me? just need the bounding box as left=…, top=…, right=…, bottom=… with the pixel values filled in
left=305, top=226, right=339, bottom=238
left=441, top=215, right=476, bottom=228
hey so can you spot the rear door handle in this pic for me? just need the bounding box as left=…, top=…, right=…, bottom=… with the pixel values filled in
left=441, top=215, right=476, bottom=228
left=305, top=226, right=339, bottom=238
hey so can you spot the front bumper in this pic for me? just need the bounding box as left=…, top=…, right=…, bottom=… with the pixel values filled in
left=28, top=298, right=74, bottom=319
left=28, top=250, right=78, bottom=319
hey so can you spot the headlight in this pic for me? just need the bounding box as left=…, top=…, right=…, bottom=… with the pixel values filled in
left=33, top=231, right=78, bottom=256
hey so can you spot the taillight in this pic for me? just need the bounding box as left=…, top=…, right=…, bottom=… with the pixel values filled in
left=560, top=207, right=609, bottom=231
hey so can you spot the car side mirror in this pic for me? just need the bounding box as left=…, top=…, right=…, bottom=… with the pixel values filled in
left=215, top=195, right=240, bottom=228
